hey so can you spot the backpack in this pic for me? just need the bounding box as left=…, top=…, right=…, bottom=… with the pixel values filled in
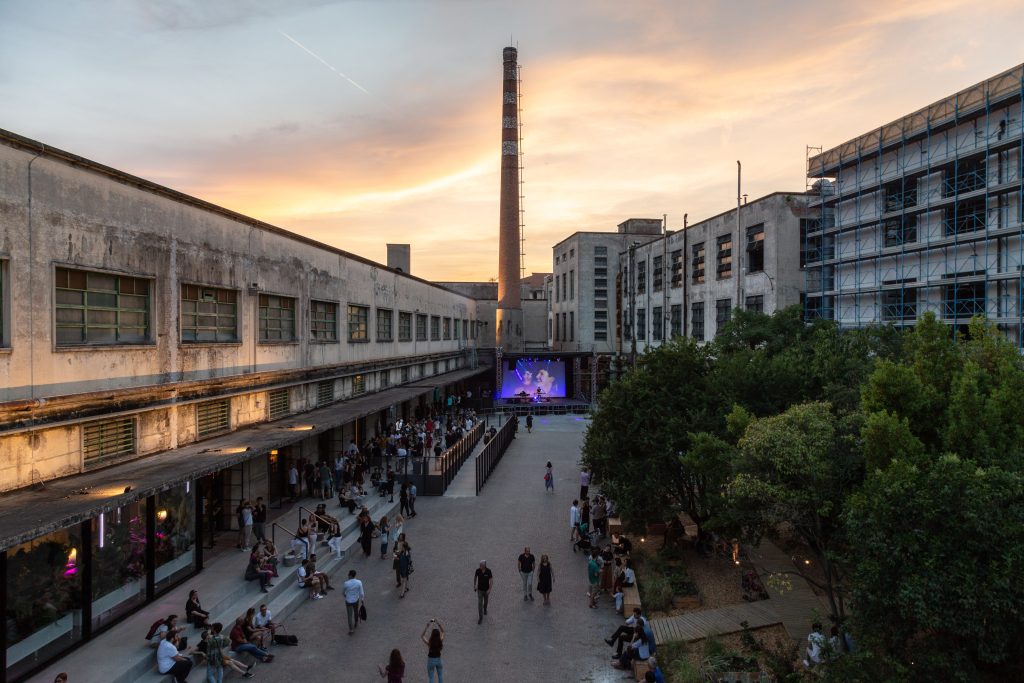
left=145, top=617, right=167, bottom=640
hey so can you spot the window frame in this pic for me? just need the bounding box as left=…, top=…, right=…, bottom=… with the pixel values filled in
left=258, top=293, right=297, bottom=343
left=416, top=313, right=428, bottom=341
left=347, top=304, right=370, bottom=342
left=715, top=298, right=732, bottom=330
left=716, top=235, right=733, bottom=279
left=55, top=265, right=154, bottom=347
left=309, top=299, right=339, bottom=343
left=0, top=258, right=8, bottom=348
left=82, top=416, right=137, bottom=465
left=745, top=224, right=765, bottom=273
left=180, top=282, right=239, bottom=344
left=375, top=308, right=394, bottom=342
left=196, top=398, right=231, bottom=439
left=398, top=311, right=413, bottom=342
left=430, top=315, right=441, bottom=341
left=691, top=243, right=706, bottom=284
left=691, top=302, right=705, bottom=341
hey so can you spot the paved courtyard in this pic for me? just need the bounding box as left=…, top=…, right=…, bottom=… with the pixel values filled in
left=243, top=414, right=625, bottom=683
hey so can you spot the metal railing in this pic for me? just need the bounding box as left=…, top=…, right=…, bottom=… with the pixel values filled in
left=419, top=420, right=484, bottom=496
left=475, top=416, right=516, bottom=495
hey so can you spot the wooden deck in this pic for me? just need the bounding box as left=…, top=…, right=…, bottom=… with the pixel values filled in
left=650, top=540, right=828, bottom=645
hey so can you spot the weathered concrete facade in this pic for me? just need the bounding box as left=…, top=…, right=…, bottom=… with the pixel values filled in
left=0, top=129, right=481, bottom=492
left=618, top=193, right=807, bottom=352
left=551, top=219, right=664, bottom=355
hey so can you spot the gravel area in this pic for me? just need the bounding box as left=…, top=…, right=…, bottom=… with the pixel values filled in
left=634, top=541, right=750, bottom=615
left=657, top=624, right=798, bottom=680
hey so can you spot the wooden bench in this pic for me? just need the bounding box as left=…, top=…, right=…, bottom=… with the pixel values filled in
left=622, top=584, right=642, bottom=617
left=631, top=657, right=649, bottom=681
left=608, top=517, right=623, bottom=536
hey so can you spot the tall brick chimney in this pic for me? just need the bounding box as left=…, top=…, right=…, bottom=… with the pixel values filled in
left=496, top=45, right=524, bottom=351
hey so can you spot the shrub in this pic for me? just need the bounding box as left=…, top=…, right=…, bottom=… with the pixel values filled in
left=638, top=575, right=675, bottom=612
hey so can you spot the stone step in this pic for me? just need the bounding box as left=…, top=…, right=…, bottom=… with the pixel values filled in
left=111, top=495, right=400, bottom=683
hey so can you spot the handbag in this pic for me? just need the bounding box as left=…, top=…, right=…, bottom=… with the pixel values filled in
left=359, top=603, right=367, bottom=621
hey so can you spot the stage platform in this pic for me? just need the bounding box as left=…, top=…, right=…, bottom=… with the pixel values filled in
left=491, top=397, right=593, bottom=416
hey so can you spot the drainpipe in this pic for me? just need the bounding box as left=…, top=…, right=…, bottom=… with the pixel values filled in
left=736, top=161, right=743, bottom=309
left=682, top=213, right=688, bottom=337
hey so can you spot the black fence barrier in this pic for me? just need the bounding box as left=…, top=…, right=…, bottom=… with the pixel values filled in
left=475, top=416, right=516, bottom=495
left=413, top=420, right=485, bottom=496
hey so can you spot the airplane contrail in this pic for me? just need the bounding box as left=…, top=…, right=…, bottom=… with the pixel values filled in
left=279, top=31, right=369, bottom=94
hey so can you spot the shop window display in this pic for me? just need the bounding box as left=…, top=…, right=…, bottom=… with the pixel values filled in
left=91, top=500, right=147, bottom=630
left=154, top=482, right=197, bottom=592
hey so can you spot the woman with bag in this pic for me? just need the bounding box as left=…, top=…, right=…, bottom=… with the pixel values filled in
left=397, top=542, right=412, bottom=598
left=544, top=462, right=554, bottom=493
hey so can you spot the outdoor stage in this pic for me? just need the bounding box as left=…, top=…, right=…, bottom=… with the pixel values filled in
left=493, top=396, right=593, bottom=415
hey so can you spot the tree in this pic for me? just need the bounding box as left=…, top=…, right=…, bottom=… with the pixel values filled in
left=726, top=402, right=863, bottom=626
left=845, top=455, right=1024, bottom=681
left=582, top=337, right=727, bottom=533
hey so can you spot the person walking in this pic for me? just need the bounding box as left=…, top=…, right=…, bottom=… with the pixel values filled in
left=544, top=462, right=554, bottom=493
left=525, top=414, right=533, bottom=433
left=587, top=549, right=601, bottom=608
left=421, top=619, right=445, bottom=683
left=379, top=515, right=391, bottom=559
left=344, top=570, right=365, bottom=635
left=569, top=500, right=581, bottom=542
left=537, top=554, right=553, bottom=605
left=517, top=547, right=536, bottom=601
left=287, top=463, right=299, bottom=502
left=399, top=482, right=411, bottom=517
left=474, top=560, right=493, bottom=624
left=408, top=482, right=418, bottom=517
left=579, top=467, right=591, bottom=500
left=358, top=510, right=374, bottom=557
left=397, top=542, right=412, bottom=598
left=378, top=649, right=405, bottom=682
left=204, top=621, right=229, bottom=683
left=237, top=499, right=254, bottom=551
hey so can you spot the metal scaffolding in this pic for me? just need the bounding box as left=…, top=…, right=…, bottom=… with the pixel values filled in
left=804, top=63, right=1024, bottom=347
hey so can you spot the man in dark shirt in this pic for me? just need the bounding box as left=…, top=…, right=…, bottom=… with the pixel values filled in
left=474, top=561, right=493, bottom=624
left=252, top=497, right=267, bottom=542
left=517, top=547, right=536, bottom=601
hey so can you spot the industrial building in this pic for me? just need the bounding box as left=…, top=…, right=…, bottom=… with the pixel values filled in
left=804, top=62, right=1024, bottom=344
left=617, top=193, right=808, bottom=355
left=0, top=128, right=490, bottom=679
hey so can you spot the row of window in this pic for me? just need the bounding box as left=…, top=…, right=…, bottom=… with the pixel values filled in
left=623, top=295, right=764, bottom=342
left=555, top=269, right=575, bottom=302
left=82, top=357, right=457, bottom=462
left=552, top=311, right=575, bottom=343
left=5, top=266, right=478, bottom=348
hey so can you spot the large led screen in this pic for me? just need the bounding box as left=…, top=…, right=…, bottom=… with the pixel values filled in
left=501, top=359, right=567, bottom=399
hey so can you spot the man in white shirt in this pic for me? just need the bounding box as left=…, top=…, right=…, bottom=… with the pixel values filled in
left=346, top=440, right=359, bottom=456
left=253, top=604, right=278, bottom=637
left=408, top=483, right=417, bottom=517
left=343, top=569, right=365, bottom=635
left=156, top=631, right=192, bottom=682
left=288, top=464, right=299, bottom=501
left=569, top=500, right=581, bottom=542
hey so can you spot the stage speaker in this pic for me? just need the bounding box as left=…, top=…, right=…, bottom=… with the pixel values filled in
left=508, top=358, right=516, bottom=371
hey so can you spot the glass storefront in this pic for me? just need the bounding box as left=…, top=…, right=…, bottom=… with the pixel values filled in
left=6, top=527, right=83, bottom=680
left=90, top=500, right=146, bottom=631
left=154, top=482, right=196, bottom=592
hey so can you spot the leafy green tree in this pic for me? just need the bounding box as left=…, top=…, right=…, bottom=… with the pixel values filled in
left=845, top=455, right=1024, bottom=681
left=726, top=402, right=863, bottom=625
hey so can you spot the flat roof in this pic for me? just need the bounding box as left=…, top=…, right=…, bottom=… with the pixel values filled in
left=0, top=366, right=489, bottom=550
left=809, top=62, right=1024, bottom=175
left=0, top=128, right=471, bottom=300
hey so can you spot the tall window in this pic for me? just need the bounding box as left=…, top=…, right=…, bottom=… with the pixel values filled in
left=352, top=374, right=366, bottom=395
left=745, top=295, right=764, bottom=313
left=670, top=250, right=683, bottom=288
left=691, top=243, right=705, bottom=283
left=716, top=235, right=733, bottom=279
left=347, top=304, right=369, bottom=341
left=454, top=318, right=461, bottom=339
left=56, top=267, right=151, bottom=345
left=554, top=315, right=559, bottom=341
left=555, top=276, right=560, bottom=302
left=636, top=308, right=646, bottom=340
left=416, top=313, right=428, bottom=341
left=652, top=256, right=664, bottom=292
left=636, top=261, right=646, bottom=293
left=443, top=317, right=451, bottom=340
left=715, top=298, right=732, bottom=331
left=181, top=284, right=237, bottom=342
left=570, top=270, right=575, bottom=300
left=691, top=302, right=705, bottom=341
left=83, top=416, right=136, bottom=463
left=462, top=319, right=468, bottom=339
left=561, top=273, right=567, bottom=300
left=746, top=224, right=765, bottom=273
left=310, top=300, right=338, bottom=342
left=569, top=311, right=574, bottom=341
left=561, top=312, right=567, bottom=342
left=670, top=304, right=682, bottom=337
left=652, top=306, right=662, bottom=341
left=430, top=315, right=441, bottom=340
left=884, top=216, right=918, bottom=247
left=398, top=312, right=413, bottom=341
left=258, top=294, right=296, bottom=342
left=376, top=308, right=393, bottom=342
left=0, top=260, right=7, bottom=346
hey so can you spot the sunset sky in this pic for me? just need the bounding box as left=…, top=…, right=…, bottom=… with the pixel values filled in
left=3, top=0, right=1023, bottom=281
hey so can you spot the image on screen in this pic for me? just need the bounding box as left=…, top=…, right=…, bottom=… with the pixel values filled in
left=501, top=359, right=567, bottom=399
